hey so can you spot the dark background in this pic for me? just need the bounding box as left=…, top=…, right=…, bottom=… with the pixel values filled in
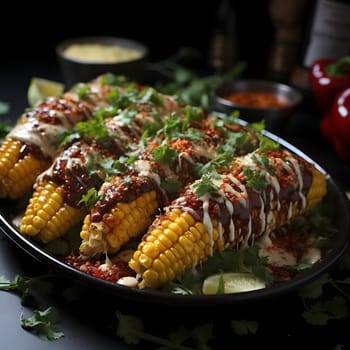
left=1, top=1, right=276, bottom=77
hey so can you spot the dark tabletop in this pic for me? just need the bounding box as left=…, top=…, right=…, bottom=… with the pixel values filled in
left=0, top=61, right=350, bottom=350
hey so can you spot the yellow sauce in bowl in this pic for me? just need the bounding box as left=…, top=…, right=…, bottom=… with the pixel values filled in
left=63, top=43, right=142, bottom=63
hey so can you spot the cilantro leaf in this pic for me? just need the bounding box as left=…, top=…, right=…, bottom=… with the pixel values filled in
left=100, top=73, right=128, bottom=86
left=243, top=166, right=267, bottom=190
left=193, top=174, right=219, bottom=197
left=161, top=176, right=183, bottom=195
left=77, top=188, right=101, bottom=208
left=302, top=296, right=349, bottom=325
left=152, top=144, right=178, bottom=166
left=230, top=320, right=259, bottom=335
left=20, top=307, right=64, bottom=340
left=116, top=311, right=213, bottom=349
left=298, top=273, right=332, bottom=299
left=258, top=134, right=280, bottom=151
left=116, top=311, right=144, bottom=345
left=0, top=274, right=53, bottom=305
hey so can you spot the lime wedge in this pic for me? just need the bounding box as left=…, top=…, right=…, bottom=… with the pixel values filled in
left=27, top=77, right=65, bottom=107
left=202, top=272, right=266, bottom=295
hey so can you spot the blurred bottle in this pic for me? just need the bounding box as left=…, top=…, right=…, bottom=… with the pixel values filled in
left=290, top=0, right=350, bottom=92
left=207, top=0, right=238, bottom=72
left=267, top=0, right=309, bottom=83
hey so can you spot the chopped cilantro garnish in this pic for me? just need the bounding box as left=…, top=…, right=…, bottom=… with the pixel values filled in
left=258, top=134, right=280, bottom=151
left=195, top=152, right=233, bottom=176
left=139, top=87, right=163, bottom=105
left=243, top=166, right=267, bottom=190
left=193, top=173, right=219, bottom=197
left=114, top=109, right=137, bottom=126
left=100, top=73, right=128, bottom=86
left=74, top=83, right=91, bottom=100
left=160, top=176, right=182, bottom=195
left=152, top=144, right=178, bottom=166
left=252, top=153, right=275, bottom=176
left=20, top=307, right=64, bottom=340
left=77, top=188, right=101, bottom=208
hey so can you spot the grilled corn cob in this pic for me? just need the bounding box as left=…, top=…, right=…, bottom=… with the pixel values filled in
left=20, top=180, right=85, bottom=243
left=79, top=116, right=262, bottom=257
left=20, top=138, right=123, bottom=243
left=128, top=149, right=327, bottom=289
left=20, top=84, right=187, bottom=244
left=0, top=76, right=115, bottom=199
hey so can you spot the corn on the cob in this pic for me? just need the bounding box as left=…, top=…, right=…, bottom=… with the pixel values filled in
left=19, top=138, right=124, bottom=242
left=20, top=180, right=84, bottom=243
left=0, top=76, right=114, bottom=199
left=19, top=83, right=187, bottom=244
left=79, top=116, right=262, bottom=257
left=0, top=137, right=51, bottom=199
left=128, top=149, right=327, bottom=289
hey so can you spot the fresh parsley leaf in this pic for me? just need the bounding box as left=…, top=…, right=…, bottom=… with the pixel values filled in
left=302, top=296, right=349, bottom=325
left=230, top=320, right=259, bottom=335
left=299, top=274, right=331, bottom=299
left=152, top=144, right=178, bottom=166
left=243, top=166, right=267, bottom=190
left=114, top=109, right=137, bottom=126
left=100, top=73, right=128, bottom=86
left=74, top=83, right=91, bottom=100
left=161, top=176, right=183, bottom=195
left=77, top=188, right=101, bottom=208
left=139, top=87, right=163, bottom=105
left=193, top=174, right=219, bottom=197
left=116, top=311, right=145, bottom=345
left=252, top=154, right=274, bottom=176
left=258, top=134, right=280, bottom=151
left=76, top=113, right=109, bottom=141
left=0, top=274, right=53, bottom=305
left=20, top=307, right=64, bottom=340
left=116, top=311, right=213, bottom=350
left=197, top=152, right=233, bottom=176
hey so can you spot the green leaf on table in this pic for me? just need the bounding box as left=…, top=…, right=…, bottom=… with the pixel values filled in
left=302, top=296, right=349, bottom=325
left=230, top=320, right=259, bottom=335
left=0, top=274, right=53, bottom=305
left=299, top=273, right=331, bottom=299
left=20, top=307, right=64, bottom=340
left=192, top=323, right=215, bottom=349
left=116, top=311, right=144, bottom=345
left=116, top=311, right=213, bottom=349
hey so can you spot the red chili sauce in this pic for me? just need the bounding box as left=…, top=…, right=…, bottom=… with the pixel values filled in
left=223, top=91, right=287, bottom=109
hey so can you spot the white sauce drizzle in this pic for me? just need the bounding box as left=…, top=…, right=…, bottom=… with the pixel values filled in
left=288, top=156, right=306, bottom=209
left=201, top=194, right=214, bottom=253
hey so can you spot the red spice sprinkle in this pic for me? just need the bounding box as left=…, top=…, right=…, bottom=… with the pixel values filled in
left=64, top=255, right=135, bottom=283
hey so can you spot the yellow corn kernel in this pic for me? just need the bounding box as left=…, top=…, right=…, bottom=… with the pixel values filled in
left=0, top=138, right=50, bottom=199
left=130, top=153, right=327, bottom=290
left=20, top=180, right=85, bottom=243
left=79, top=190, right=159, bottom=256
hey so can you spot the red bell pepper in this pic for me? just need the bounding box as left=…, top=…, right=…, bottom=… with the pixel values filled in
left=321, top=87, right=350, bottom=162
left=309, top=56, right=350, bottom=113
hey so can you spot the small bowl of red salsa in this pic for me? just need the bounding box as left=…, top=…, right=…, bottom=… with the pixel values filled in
left=214, top=79, right=302, bottom=131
